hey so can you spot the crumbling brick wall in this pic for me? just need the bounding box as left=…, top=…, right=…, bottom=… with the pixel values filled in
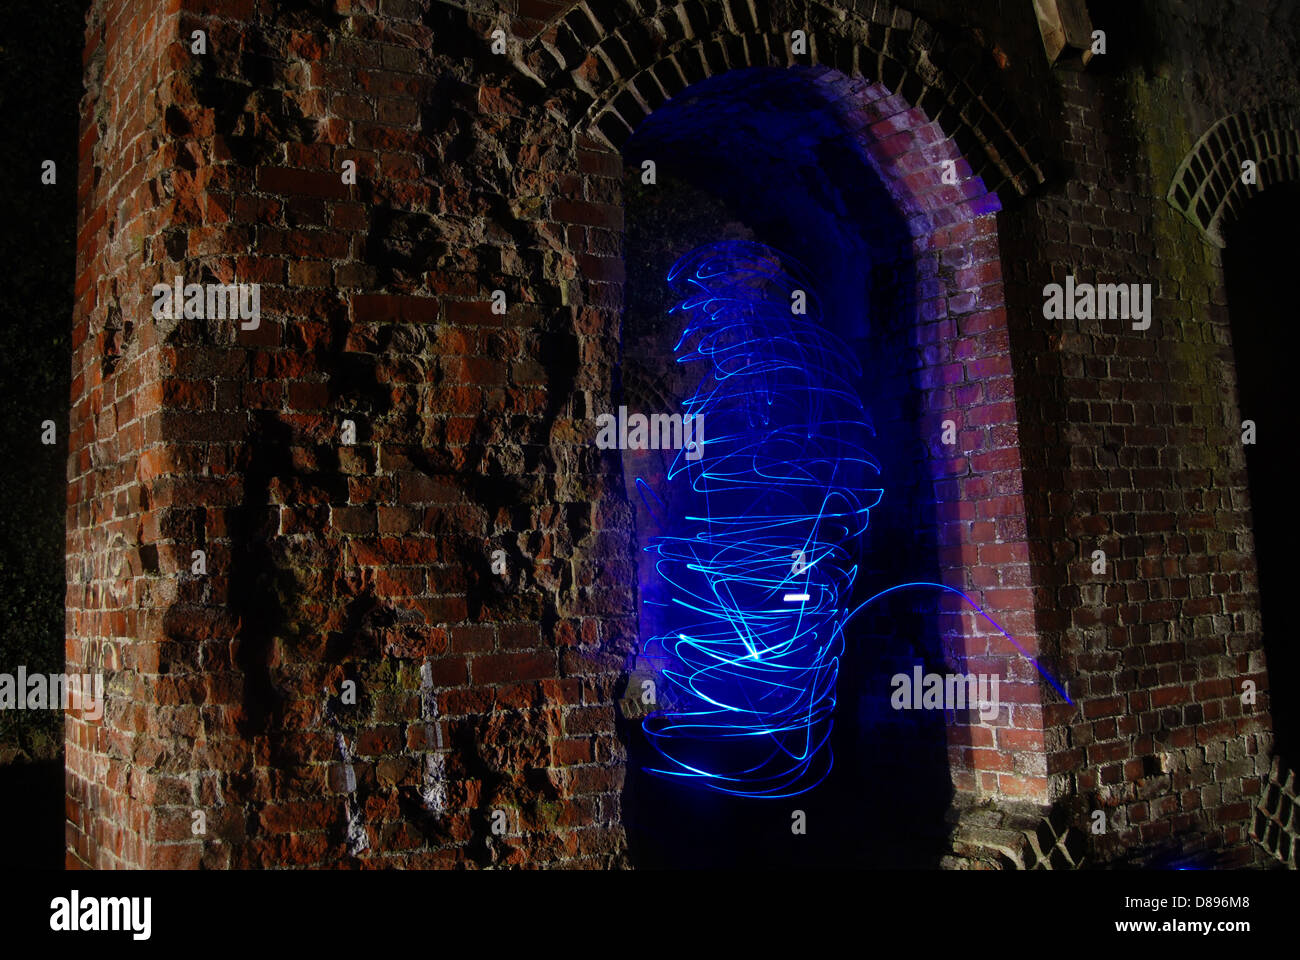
left=67, top=0, right=193, bottom=870
left=69, top=0, right=639, bottom=869
left=68, top=0, right=1290, bottom=869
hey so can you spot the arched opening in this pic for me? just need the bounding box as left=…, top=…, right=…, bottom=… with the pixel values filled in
left=609, top=66, right=1030, bottom=867
left=1222, top=182, right=1300, bottom=766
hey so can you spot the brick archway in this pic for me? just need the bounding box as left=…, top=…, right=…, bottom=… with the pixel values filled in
left=554, top=48, right=1066, bottom=806
left=1168, top=102, right=1300, bottom=246
left=511, top=0, right=1046, bottom=200
left=62, top=0, right=1069, bottom=870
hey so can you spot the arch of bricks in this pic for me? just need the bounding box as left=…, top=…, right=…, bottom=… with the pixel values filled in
left=565, top=58, right=1067, bottom=802
left=511, top=0, right=1047, bottom=201
left=1168, top=102, right=1300, bottom=247
left=62, top=0, right=1067, bottom=870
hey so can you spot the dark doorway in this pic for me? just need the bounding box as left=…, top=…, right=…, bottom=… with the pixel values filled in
left=614, top=68, right=953, bottom=868
left=1222, top=181, right=1300, bottom=765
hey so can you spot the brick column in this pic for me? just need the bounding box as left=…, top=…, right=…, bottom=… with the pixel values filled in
left=70, top=0, right=636, bottom=869
left=67, top=0, right=189, bottom=869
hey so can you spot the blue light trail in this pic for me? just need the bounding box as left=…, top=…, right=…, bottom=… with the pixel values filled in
left=635, top=240, right=1069, bottom=799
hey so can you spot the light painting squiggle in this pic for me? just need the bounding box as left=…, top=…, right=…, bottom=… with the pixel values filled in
left=636, top=241, right=881, bottom=798
left=636, top=240, right=1069, bottom=799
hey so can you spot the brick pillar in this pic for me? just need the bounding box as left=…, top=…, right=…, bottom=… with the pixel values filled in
left=67, top=0, right=187, bottom=869
left=70, top=0, right=635, bottom=869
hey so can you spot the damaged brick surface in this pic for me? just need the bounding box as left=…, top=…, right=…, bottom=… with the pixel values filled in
left=65, top=0, right=1292, bottom=869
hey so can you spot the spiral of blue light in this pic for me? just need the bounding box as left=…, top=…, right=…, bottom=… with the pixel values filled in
left=637, top=240, right=883, bottom=798
left=635, top=240, right=1072, bottom=800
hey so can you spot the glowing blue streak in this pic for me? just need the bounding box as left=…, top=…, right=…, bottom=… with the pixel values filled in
left=637, top=240, right=1069, bottom=800
left=636, top=241, right=874, bottom=798
left=847, top=583, right=1073, bottom=704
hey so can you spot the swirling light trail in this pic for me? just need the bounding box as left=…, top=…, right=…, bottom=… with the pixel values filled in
left=636, top=240, right=1068, bottom=799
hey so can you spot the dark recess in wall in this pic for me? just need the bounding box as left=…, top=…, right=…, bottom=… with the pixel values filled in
left=1223, top=181, right=1300, bottom=767
left=616, top=72, right=958, bottom=866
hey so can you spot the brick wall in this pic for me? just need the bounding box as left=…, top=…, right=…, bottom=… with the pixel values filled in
left=68, top=0, right=1289, bottom=868
left=998, top=64, right=1274, bottom=865
left=985, top=0, right=1296, bottom=866
left=67, top=0, right=186, bottom=869
left=69, top=0, right=639, bottom=869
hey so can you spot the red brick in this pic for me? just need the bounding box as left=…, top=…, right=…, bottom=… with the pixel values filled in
left=353, top=294, right=438, bottom=323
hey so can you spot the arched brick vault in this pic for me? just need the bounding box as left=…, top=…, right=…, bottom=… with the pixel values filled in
left=517, top=8, right=1067, bottom=797
left=1168, top=103, right=1300, bottom=247
left=509, top=0, right=1047, bottom=201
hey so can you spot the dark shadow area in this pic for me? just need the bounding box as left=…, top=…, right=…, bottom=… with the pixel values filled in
left=0, top=761, right=65, bottom=868
left=0, top=0, right=88, bottom=830
left=616, top=67, right=953, bottom=868
left=1223, top=181, right=1300, bottom=767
